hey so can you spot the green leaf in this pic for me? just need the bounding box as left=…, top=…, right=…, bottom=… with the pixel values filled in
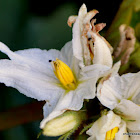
left=135, top=23, right=140, bottom=41
left=130, top=41, right=140, bottom=67
left=134, top=0, right=140, bottom=11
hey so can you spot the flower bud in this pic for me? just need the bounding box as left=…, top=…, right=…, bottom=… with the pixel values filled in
left=42, top=111, right=86, bottom=136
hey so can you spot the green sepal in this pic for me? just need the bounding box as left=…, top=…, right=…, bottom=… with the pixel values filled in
left=58, top=128, right=77, bottom=140
left=79, top=123, right=94, bottom=135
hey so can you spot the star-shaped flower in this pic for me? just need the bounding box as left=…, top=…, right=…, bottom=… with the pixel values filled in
left=0, top=4, right=113, bottom=133
left=97, top=62, right=140, bottom=135
left=0, top=40, right=110, bottom=130
left=87, top=111, right=129, bottom=140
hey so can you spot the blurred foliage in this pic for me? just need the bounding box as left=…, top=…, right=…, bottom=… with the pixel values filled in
left=16, top=3, right=77, bottom=50
left=135, top=23, right=140, bottom=41
left=106, top=0, right=140, bottom=47
left=106, top=0, right=140, bottom=73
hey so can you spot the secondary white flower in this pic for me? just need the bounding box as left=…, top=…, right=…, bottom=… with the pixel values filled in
left=0, top=41, right=109, bottom=130
left=97, top=61, right=140, bottom=134
left=68, top=4, right=113, bottom=67
left=86, top=111, right=129, bottom=140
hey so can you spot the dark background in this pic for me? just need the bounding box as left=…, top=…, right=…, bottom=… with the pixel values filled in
left=0, top=0, right=122, bottom=139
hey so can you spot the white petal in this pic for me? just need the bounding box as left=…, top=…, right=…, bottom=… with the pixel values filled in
left=97, top=62, right=140, bottom=110
left=43, top=100, right=59, bottom=118
left=97, top=62, right=123, bottom=109
left=40, top=77, right=96, bottom=128
left=129, top=130, right=140, bottom=140
left=103, top=61, right=121, bottom=78
left=0, top=60, right=65, bottom=101
left=91, top=33, right=113, bottom=67
left=87, top=111, right=128, bottom=140
left=121, top=72, right=140, bottom=104
left=60, top=41, right=73, bottom=67
left=80, top=64, right=111, bottom=84
left=115, top=99, right=140, bottom=131
left=72, top=17, right=83, bottom=66
left=61, top=41, right=80, bottom=79
left=0, top=42, right=64, bottom=76
left=72, top=4, right=87, bottom=67
left=115, top=120, right=129, bottom=140
left=78, top=4, right=87, bottom=18
left=130, top=135, right=140, bottom=140
left=97, top=74, right=122, bottom=109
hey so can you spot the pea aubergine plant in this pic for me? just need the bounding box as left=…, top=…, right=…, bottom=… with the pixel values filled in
left=1, top=1, right=140, bottom=140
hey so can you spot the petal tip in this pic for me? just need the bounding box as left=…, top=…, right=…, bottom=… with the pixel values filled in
left=79, top=3, right=87, bottom=15
left=0, top=42, right=11, bottom=54
left=81, top=3, right=86, bottom=9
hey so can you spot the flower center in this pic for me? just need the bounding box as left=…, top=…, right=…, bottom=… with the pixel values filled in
left=105, top=127, right=119, bottom=140
left=51, top=58, right=77, bottom=90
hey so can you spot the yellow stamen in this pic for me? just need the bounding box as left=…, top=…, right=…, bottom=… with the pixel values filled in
left=51, top=58, right=76, bottom=90
left=111, top=127, right=119, bottom=139
left=105, top=127, right=119, bottom=140
left=105, top=130, right=111, bottom=140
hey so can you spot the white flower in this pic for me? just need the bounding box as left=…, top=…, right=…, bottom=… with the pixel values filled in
left=97, top=61, right=140, bottom=134
left=68, top=4, right=113, bottom=67
left=0, top=4, right=113, bottom=133
left=86, top=111, right=129, bottom=140
left=0, top=41, right=109, bottom=130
